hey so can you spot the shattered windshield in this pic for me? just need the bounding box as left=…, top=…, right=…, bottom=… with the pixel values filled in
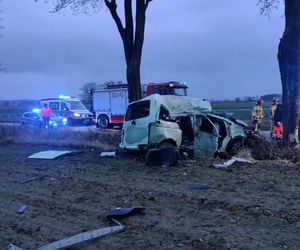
left=125, top=100, right=150, bottom=121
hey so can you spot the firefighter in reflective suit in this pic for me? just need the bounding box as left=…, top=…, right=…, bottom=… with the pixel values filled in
left=251, top=99, right=264, bottom=133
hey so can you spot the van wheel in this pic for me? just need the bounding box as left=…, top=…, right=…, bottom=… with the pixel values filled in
left=98, top=115, right=110, bottom=129
left=226, top=137, right=244, bottom=156
left=158, top=141, right=179, bottom=166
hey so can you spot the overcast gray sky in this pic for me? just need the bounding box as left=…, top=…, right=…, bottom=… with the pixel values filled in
left=0, top=0, right=284, bottom=100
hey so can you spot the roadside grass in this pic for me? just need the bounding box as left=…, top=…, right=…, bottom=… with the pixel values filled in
left=0, top=125, right=121, bottom=151
left=211, top=101, right=272, bottom=110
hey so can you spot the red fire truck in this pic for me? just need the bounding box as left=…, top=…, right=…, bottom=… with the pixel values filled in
left=93, top=81, right=188, bottom=129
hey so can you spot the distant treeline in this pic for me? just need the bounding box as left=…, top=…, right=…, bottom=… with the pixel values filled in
left=212, top=94, right=282, bottom=103
left=0, top=100, right=39, bottom=110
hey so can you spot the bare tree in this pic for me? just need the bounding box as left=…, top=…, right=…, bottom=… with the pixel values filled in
left=259, top=0, right=300, bottom=145
left=38, top=0, right=152, bottom=103
left=78, top=82, right=98, bottom=111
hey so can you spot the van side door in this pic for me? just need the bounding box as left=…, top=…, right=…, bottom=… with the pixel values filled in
left=193, top=114, right=218, bottom=157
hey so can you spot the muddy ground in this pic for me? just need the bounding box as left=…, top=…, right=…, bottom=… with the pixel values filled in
left=0, top=143, right=299, bottom=250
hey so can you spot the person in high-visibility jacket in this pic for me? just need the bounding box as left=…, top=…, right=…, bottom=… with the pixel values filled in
left=270, top=97, right=279, bottom=133
left=41, top=103, right=52, bottom=129
left=272, top=122, right=283, bottom=139
left=251, top=99, right=264, bottom=133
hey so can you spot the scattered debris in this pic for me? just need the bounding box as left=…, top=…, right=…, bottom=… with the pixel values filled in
left=211, top=157, right=252, bottom=170
left=28, top=150, right=72, bottom=160
left=188, top=183, right=209, bottom=190
left=8, top=219, right=124, bottom=250
left=147, top=220, right=160, bottom=228
left=107, top=206, right=145, bottom=218
left=8, top=243, right=23, bottom=250
left=16, top=204, right=27, bottom=214
left=100, top=151, right=116, bottom=157
left=20, top=177, right=40, bottom=184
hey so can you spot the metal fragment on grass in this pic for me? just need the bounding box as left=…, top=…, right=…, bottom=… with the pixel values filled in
left=100, top=151, right=116, bottom=157
left=20, top=177, right=40, bottom=183
left=9, top=219, right=124, bottom=250
left=16, top=204, right=27, bottom=214
left=212, top=157, right=253, bottom=169
left=28, top=150, right=72, bottom=160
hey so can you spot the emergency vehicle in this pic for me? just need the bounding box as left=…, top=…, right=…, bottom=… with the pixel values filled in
left=40, top=95, right=94, bottom=126
left=93, top=81, right=188, bottom=129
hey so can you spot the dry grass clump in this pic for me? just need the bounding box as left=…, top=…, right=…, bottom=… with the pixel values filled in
left=0, top=125, right=121, bottom=151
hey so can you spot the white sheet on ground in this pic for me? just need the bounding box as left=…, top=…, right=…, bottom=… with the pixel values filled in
left=100, top=152, right=116, bottom=157
left=28, top=150, right=72, bottom=159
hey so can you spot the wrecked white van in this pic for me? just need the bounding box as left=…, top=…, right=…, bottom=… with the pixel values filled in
left=119, top=94, right=246, bottom=157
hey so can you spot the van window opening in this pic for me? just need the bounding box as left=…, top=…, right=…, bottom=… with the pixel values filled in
left=159, top=105, right=173, bottom=121
left=199, top=117, right=214, bottom=134
left=178, top=116, right=194, bottom=144
left=125, top=100, right=150, bottom=121
left=49, top=102, right=60, bottom=111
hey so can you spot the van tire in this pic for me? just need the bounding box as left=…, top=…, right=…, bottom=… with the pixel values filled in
left=158, top=141, right=179, bottom=166
left=226, top=137, right=244, bottom=156
left=98, top=115, right=110, bottom=129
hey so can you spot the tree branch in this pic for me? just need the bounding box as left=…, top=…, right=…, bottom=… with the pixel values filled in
left=104, top=0, right=125, bottom=41
left=124, top=0, right=133, bottom=60
left=257, top=0, right=279, bottom=16
left=132, top=0, right=146, bottom=66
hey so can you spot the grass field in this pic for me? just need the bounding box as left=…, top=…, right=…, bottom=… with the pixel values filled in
left=212, top=101, right=272, bottom=130
left=212, top=101, right=272, bottom=110
left=1, top=141, right=299, bottom=249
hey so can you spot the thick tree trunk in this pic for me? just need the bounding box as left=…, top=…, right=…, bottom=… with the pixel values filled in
left=279, top=0, right=300, bottom=145
left=105, top=0, right=150, bottom=103
left=124, top=0, right=146, bottom=103
left=126, top=60, right=142, bottom=102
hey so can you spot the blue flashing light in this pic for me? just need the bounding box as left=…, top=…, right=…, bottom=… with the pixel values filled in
left=59, top=94, right=72, bottom=99
left=32, top=108, right=41, bottom=113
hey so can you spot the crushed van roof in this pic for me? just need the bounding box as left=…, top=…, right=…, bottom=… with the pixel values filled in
left=142, top=94, right=212, bottom=115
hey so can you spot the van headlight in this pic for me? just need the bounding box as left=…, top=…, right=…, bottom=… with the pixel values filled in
left=73, top=113, right=80, bottom=118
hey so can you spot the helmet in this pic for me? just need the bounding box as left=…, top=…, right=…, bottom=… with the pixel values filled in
left=257, top=99, right=263, bottom=105
left=272, top=97, right=279, bottom=103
